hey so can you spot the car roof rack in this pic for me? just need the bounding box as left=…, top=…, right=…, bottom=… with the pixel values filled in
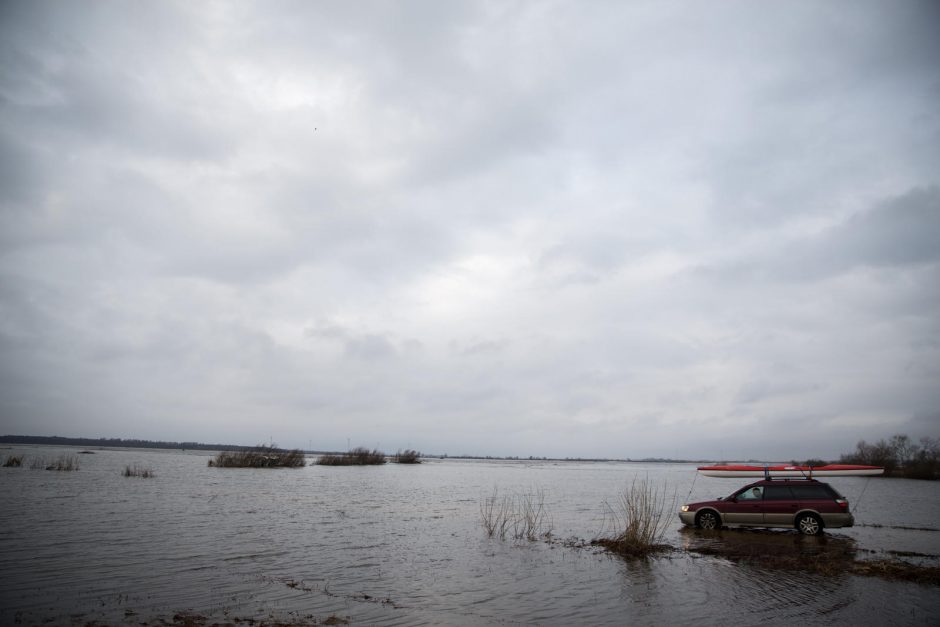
left=761, top=467, right=817, bottom=480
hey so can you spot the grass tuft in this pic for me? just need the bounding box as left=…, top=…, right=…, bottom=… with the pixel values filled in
left=594, top=478, right=674, bottom=556
left=480, top=487, right=553, bottom=541
left=208, top=444, right=306, bottom=468
left=123, top=464, right=155, bottom=478
left=3, top=455, right=22, bottom=467
left=316, top=447, right=387, bottom=466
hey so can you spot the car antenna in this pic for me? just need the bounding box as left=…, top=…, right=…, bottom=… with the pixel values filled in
left=685, top=467, right=699, bottom=503
left=852, top=476, right=873, bottom=514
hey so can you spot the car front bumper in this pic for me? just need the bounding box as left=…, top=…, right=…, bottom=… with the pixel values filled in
left=678, top=510, right=697, bottom=526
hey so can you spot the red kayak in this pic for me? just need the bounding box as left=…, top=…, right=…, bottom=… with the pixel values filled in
left=697, top=464, right=884, bottom=478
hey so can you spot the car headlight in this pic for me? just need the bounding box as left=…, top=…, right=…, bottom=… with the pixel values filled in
left=680, top=505, right=690, bottom=512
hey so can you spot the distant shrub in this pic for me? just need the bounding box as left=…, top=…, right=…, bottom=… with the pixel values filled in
left=123, top=464, right=155, bottom=478
left=316, top=447, right=386, bottom=466
left=208, top=444, right=306, bottom=468
left=793, top=459, right=830, bottom=467
left=2, top=455, right=22, bottom=467
left=394, top=449, right=421, bottom=464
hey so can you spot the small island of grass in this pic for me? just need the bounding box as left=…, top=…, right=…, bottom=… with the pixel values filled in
left=394, top=449, right=421, bottom=464
left=316, top=447, right=387, bottom=466
left=208, top=444, right=306, bottom=468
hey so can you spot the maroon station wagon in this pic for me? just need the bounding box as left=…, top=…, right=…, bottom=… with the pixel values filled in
left=678, top=479, right=854, bottom=535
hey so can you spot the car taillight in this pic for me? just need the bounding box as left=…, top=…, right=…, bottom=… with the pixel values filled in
left=836, top=498, right=848, bottom=509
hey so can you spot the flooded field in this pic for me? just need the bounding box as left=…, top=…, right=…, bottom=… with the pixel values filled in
left=1, top=446, right=938, bottom=625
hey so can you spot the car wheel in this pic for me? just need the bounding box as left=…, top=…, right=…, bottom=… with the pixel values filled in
left=796, top=513, right=822, bottom=535
left=696, top=510, right=720, bottom=530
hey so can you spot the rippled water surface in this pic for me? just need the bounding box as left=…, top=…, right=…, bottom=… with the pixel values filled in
left=1, top=446, right=938, bottom=625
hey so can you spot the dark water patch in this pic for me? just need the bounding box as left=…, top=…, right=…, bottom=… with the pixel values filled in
left=677, top=528, right=940, bottom=585
left=885, top=549, right=938, bottom=558
left=857, top=523, right=940, bottom=532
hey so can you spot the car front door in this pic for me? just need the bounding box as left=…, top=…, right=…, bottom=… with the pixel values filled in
left=722, top=486, right=764, bottom=525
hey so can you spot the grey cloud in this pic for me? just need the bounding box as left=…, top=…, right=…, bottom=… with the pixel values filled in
left=1, top=1, right=938, bottom=458
left=825, top=187, right=940, bottom=269
left=307, top=322, right=403, bottom=361
left=0, top=133, right=44, bottom=208
left=700, top=187, right=940, bottom=284
left=1, top=2, right=231, bottom=162
left=735, top=379, right=824, bottom=406
left=454, top=338, right=510, bottom=357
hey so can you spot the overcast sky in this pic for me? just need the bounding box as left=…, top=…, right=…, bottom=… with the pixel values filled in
left=1, top=1, right=938, bottom=460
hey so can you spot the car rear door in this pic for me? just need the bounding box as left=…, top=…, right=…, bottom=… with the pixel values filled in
left=761, top=484, right=797, bottom=525
left=790, top=483, right=836, bottom=515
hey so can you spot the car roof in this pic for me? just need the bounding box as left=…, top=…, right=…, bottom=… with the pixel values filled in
left=744, top=479, right=826, bottom=487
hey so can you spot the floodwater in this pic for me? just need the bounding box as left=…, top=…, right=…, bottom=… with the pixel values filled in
left=1, top=446, right=938, bottom=626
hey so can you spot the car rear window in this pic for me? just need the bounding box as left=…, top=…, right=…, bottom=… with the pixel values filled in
left=763, top=485, right=794, bottom=500
left=790, top=485, right=832, bottom=500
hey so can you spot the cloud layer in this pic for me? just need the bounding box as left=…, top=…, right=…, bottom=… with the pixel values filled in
left=1, top=1, right=938, bottom=459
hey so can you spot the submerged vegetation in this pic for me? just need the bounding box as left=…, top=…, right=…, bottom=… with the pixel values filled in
left=27, top=455, right=80, bottom=471
left=480, top=488, right=553, bottom=541
left=208, top=444, right=306, bottom=468
left=4, top=453, right=79, bottom=471
left=593, top=478, right=675, bottom=556
left=123, top=464, right=155, bottom=478
left=317, top=447, right=387, bottom=466
left=394, top=449, right=421, bottom=464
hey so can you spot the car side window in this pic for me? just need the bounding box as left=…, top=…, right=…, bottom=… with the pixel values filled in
left=736, top=487, right=763, bottom=500
left=763, top=485, right=794, bottom=500
left=790, top=485, right=829, bottom=499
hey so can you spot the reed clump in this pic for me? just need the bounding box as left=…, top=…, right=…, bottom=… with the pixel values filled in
left=594, top=478, right=674, bottom=556
left=393, top=449, right=421, bottom=464
left=28, top=455, right=80, bottom=471
left=208, top=444, right=306, bottom=468
left=316, top=447, right=387, bottom=466
left=123, top=464, right=155, bottom=478
left=3, top=455, right=22, bottom=467
left=480, top=487, right=553, bottom=541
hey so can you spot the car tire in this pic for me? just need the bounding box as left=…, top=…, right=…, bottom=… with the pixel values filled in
left=695, top=510, right=720, bottom=530
left=796, top=513, right=823, bottom=535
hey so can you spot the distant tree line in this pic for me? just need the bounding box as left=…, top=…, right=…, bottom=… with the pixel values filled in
left=0, top=435, right=250, bottom=452
left=839, top=434, right=939, bottom=480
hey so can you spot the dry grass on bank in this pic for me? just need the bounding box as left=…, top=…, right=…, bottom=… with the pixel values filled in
left=208, top=444, right=306, bottom=468
left=480, top=487, right=553, bottom=541
left=316, top=447, right=387, bottom=466
left=2, top=455, right=22, bottom=467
